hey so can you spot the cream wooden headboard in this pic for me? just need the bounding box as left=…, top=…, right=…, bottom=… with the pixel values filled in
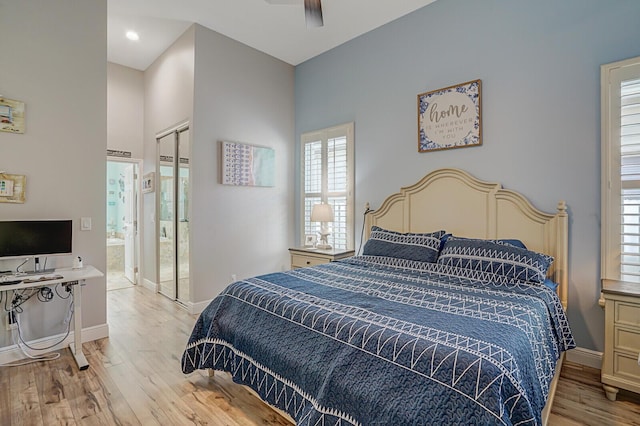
left=364, top=168, right=569, bottom=309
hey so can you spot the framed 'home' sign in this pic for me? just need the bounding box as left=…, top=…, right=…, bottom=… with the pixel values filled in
left=417, top=79, right=482, bottom=152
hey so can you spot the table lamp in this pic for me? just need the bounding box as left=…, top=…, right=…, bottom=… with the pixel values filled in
left=311, top=203, right=334, bottom=249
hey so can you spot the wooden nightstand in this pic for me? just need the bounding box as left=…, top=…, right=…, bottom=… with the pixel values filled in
left=288, top=247, right=355, bottom=269
left=600, top=279, right=640, bottom=401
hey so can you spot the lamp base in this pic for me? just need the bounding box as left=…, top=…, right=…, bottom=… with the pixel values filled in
left=317, top=231, right=331, bottom=250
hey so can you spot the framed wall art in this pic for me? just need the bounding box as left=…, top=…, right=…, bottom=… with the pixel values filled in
left=220, top=141, right=275, bottom=187
left=0, top=173, right=26, bottom=203
left=142, top=172, right=155, bottom=193
left=0, top=97, right=25, bottom=134
left=417, top=79, right=482, bottom=152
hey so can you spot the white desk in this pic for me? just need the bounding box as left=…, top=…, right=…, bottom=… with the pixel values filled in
left=0, top=265, right=103, bottom=370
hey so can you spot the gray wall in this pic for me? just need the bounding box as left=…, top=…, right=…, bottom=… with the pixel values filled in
left=295, top=0, right=640, bottom=352
left=143, top=26, right=196, bottom=287
left=190, top=24, right=295, bottom=302
left=108, top=63, right=144, bottom=159
left=0, top=0, right=107, bottom=342
left=141, top=24, right=295, bottom=306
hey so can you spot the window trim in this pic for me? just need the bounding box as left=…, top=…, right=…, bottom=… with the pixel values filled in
left=601, top=56, right=640, bottom=281
left=300, top=122, right=355, bottom=249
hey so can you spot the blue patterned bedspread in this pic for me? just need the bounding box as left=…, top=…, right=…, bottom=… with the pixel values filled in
left=181, top=256, right=575, bottom=425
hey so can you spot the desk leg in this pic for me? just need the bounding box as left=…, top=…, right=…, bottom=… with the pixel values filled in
left=69, top=280, right=89, bottom=370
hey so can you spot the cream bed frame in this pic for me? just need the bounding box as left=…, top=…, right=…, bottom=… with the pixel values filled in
left=211, top=168, right=569, bottom=425
left=363, top=167, right=569, bottom=425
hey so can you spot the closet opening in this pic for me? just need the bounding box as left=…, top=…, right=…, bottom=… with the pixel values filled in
left=156, top=123, right=190, bottom=304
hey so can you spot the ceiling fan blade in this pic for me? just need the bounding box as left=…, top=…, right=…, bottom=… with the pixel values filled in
left=304, top=0, right=323, bottom=27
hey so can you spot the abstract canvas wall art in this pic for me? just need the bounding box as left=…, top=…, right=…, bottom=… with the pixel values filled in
left=220, top=141, right=275, bottom=187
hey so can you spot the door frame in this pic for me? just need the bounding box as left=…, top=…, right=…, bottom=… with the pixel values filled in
left=106, top=157, right=143, bottom=287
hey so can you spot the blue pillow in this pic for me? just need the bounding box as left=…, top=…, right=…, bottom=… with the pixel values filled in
left=437, top=236, right=553, bottom=284
left=543, top=278, right=559, bottom=291
left=439, top=234, right=527, bottom=251
left=497, top=239, right=527, bottom=249
left=363, top=226, right=445, bottom=263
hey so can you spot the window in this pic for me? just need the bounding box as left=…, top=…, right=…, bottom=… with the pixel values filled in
left=602, top=56, right=640, bottom=283
left=301, top=122, right=354, bottom=250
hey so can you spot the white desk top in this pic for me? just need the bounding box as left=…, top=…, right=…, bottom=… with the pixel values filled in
left=0, top=265, right=103, bottom=292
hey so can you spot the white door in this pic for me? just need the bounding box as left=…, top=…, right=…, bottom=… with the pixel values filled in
left=123, top=163, right=137, bottom=284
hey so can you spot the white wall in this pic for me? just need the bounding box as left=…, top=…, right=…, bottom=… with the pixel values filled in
left=107, top=62, right=144, bottom=158
left=0, top=0, right=107, bottom=344
left=190, top=24, right=295, bottom=302
left=295, top=0, right=640, bottom=353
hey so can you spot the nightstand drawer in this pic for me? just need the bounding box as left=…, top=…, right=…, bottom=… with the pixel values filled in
left=289, top=248, right=355, bottom=270
left=601, top=279, right=640, bottom=399
left=616, top=302, right=640, bottom=327
left=291, top=255, right=327, bottom=268
left=614, top=352, right=640, bottom=382
left=615, top=327, right=640, bottom=353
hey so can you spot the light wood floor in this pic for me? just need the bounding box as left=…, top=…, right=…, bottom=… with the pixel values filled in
left=1, top=285, right=639, bottom=425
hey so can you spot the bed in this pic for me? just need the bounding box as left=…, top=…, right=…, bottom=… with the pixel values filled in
left=182, top=168, right=575, bottom=425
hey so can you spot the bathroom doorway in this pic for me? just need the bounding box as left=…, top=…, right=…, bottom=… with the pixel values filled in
left=106, top=159, right=141, bottom=291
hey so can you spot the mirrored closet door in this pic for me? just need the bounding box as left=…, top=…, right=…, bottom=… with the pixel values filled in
left=156, top=123, right=190, bottom=304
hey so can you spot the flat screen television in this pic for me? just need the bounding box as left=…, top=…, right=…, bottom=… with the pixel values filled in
left=0, top=220, right=73, bottom=260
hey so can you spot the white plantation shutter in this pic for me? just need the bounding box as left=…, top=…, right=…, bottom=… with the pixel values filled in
left=602, top=57, right=640, bottom=283
left=620, top=77, right=640, bottom=281
left=301, top=123, right=354, bottom=250
left=303, top=140, right=323, bottom=240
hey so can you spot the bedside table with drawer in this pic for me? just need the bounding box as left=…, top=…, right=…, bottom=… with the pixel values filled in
left=288, top=247, right=355, bottom=269
left=600, top=279, right=640, bottom=401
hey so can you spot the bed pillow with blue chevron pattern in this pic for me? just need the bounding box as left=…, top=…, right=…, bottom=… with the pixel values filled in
left=363, top=226, right=445, bottom=263
left=439, top=234, right=527, bottom=251
left=437, top=236, right=553, bottom=284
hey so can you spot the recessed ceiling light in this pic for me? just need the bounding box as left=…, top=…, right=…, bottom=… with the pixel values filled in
left=126, top=31, right=140, bottom=41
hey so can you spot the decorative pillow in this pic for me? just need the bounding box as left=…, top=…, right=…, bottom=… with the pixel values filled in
left=496, top=239, right=527, bottom=249
left=355, top=255, right=442, bottom=272
left=542, top=278, right=559, bottom=291
left=437, top=236, right=553, bottom=284
left=439, top=234, right=527, bottom=251
left=363, top=226, right=445, bottom=263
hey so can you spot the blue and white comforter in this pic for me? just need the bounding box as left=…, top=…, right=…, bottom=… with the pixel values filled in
left=182, top=256, right=575, bottom=425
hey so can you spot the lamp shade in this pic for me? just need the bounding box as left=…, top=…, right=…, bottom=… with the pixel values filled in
left=311, top=203, right=334, bottom=222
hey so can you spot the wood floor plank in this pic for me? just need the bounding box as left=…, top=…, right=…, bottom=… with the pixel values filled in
left=1, top=284, right=640, bottom=425
left=550, top=359, right=640, bottom=426
left=56, top=361, right=120, bottom=426
left=80, top=350, right=140, bottom=426
left=105, top=361, right=172, bottom=425
left=0, top=356, right=12, bottom=424
left=127, top=359, right=214, bottom=425
left=33, top=357, right=75, bottom=425
left=10, top=362, right=45, bottom=426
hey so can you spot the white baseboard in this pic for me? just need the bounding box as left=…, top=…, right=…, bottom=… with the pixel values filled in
left=184, top=299, right=213, bottom=315
left=140, top=277, right=208, bottom=315
left=142, top=278, right=157, bottom=292
left=566, top=346, right=603, bottom=369
left=0, top=323, right=109, bottom=366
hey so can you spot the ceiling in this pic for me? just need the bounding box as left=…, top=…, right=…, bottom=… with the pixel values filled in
left=108, top=0, right=437, bottom=71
